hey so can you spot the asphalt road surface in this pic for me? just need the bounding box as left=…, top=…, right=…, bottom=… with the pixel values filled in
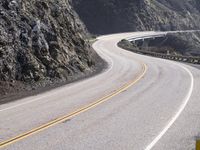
left=0, top=32, right=200, bottom=150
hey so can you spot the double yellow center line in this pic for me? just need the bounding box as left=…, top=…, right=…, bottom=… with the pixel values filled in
left=0, top=63, right=147, bottom=149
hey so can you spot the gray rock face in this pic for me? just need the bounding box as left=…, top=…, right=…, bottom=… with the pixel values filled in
left=0, top=0, right=100, bottom=98
left=73, top=0, right=200, bottom=34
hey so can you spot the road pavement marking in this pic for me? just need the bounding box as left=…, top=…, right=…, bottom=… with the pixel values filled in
left=196, top=139, right=200, bottom=150
left=145, top=63, right=194, bottom=150
left=0, top=63, right=147, bottom=149
left=0, top=41, right=114, bottom=113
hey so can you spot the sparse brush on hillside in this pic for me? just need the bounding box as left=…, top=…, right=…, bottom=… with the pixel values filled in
left=73, top=0, right=200, bottom=34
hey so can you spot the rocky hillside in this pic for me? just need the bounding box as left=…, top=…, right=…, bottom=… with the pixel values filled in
left=73, top=0, right=200, bottom=34
left=0, top=0, right=103, bottom=101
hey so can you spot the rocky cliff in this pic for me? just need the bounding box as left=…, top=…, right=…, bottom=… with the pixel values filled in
left=0, top=0, right=103, bottom=101
left=73, top=0, right=200, bottom=34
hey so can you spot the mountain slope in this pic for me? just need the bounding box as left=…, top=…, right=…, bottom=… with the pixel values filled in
left=0, top=0, right=103, bottom=100
left=73, top=0, right=200, bottom=34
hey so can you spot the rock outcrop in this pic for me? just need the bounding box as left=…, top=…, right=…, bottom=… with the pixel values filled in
left=0, top=0, right=102, bottom=100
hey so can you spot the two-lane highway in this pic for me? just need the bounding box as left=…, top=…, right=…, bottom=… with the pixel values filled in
left=0, top=32, right=200, bottom=150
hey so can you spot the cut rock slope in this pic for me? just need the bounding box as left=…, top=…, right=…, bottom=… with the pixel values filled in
left=0, top=0, right=103, bottom=101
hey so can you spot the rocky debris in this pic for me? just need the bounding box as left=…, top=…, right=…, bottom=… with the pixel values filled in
left=0, top=0, right=103, bottom=100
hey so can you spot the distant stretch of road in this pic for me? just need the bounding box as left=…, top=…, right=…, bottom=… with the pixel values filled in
left=0, top=32, right=200, bottom=150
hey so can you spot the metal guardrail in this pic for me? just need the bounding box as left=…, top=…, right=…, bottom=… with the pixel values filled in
left=126, top=30, right=200, bottom=42
left=118, top=40, right=200, bottom=64
left=126, top=33, right=167, bottom=42
left=119, top=31, right=200, bottom=64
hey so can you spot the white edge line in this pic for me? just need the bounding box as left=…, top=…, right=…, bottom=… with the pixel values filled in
left=145, top=63, right=194, bottom=150
left=0, top=97, right=46, bottom=112
left=0, top=40, right=114, bottom=113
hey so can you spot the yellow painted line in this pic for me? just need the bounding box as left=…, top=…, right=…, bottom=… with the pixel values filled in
left=0, top=63, right=147, bottom=149
left=196, top=139, right=200, bottom=150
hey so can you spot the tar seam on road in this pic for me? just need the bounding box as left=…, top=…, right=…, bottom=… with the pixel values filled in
left=144, top=62, right=194, bottom=150
left=0, top=63, right=147, bottom=149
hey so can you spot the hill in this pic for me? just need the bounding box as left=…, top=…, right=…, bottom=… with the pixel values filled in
left=73, top=0, right=200, bottom=34
left=0, top=0, right=103, bottom=101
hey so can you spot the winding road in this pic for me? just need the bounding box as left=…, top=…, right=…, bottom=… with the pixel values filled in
left=0, top=32, right=200, bottom=150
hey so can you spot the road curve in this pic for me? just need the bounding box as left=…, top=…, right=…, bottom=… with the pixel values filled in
left=0, top=32, right=200, bottom=150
